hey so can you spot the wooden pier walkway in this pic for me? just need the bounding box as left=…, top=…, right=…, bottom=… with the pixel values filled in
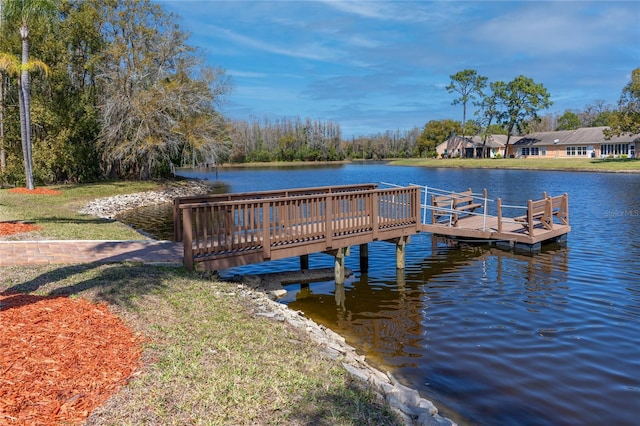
left=176, top=184, right=419, bottom=278
left=175, top=184, right=570, bottom=278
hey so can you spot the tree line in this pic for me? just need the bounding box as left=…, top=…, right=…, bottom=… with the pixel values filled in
left=225, top=69, right=638, bottom=164
left=0, top=0, right=637, bottom=188
left=227, top=116, right=423, bottom=163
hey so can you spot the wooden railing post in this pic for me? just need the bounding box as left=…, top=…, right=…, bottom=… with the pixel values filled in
left=182, top=207, right=194, bottom=271
left=545, top=197, right=553, bottom=229
left=325, top=194, right=333, bottom=248
left=173, top=198, right=181, bottom=242
left=371, top=191, right=379, bottom=240
left=497, top=198, right=503, bottom=233
left=412, top=186, right=420, bottom=228
left=430, top=194, right=436, bottom=224
left=262, top=201, right=271, bottom=259
left=482, top=188, right=488, bottom=231
left=563, top=193, right=569, bottom=225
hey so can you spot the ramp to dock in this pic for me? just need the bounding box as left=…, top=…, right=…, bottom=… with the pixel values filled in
left=176, top=184, right=420, bottom=272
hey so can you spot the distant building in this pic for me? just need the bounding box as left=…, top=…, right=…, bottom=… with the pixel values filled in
left=436, top=127, right=639, bottom=159
left=436, top=135, right=517, bottom=158
left=508, top=127, right=639, bottom=159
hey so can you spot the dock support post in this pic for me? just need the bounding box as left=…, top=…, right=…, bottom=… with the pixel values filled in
left=333, top=247, right=350, bottom=284
left=300, top=254, right=309, bottom=270
left=396, top=268, right=406, bottom=291
left=395, top=236, right=408, bottom=269
left=359, top=243, right=369, bottom=273
left=334, top=282, right=346, bottom=307
left=183, top=208, right=194, bottom=271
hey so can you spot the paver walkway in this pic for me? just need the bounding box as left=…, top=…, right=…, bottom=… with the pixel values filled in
left=0, top=240, right=183, bottom=266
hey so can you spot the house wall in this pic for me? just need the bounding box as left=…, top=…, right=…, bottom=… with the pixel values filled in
left=507, top=142, right=640, bottom=159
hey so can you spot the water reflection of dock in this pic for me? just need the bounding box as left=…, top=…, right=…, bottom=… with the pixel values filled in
left=288, top=244, right=570, bottom=364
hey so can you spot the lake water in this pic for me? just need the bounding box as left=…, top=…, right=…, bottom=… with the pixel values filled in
left=125, top=163, right=640, bottom=425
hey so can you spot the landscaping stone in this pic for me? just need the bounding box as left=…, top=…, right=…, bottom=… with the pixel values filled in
left=235, top=277, right=457, bottom=426
left=78, top=180, right=212, bottom=219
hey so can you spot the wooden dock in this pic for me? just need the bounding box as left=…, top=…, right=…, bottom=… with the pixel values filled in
left=417, top=186, right=570, bottom=252
left=175, top=184, right=570, bottom=278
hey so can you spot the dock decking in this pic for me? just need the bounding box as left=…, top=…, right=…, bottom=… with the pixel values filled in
left=420, top=211, right=570, bottom=249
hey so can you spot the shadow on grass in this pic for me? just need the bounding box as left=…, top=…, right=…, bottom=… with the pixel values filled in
left=0, top=240, right=187, bottom=309
left=289, top=382, right=403, bottom=426
left=33, top=215, right=117, bottom=225
left=0, top=262, right=184, bottom=311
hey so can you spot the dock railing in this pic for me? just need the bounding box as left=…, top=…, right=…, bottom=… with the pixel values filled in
left=174, top=183, right=378, bottom=242
left=180, top=185, right=420, bottom=270
left=407, top=185, right=569, bottom=239
left=406, top=185, right=491, bottom=230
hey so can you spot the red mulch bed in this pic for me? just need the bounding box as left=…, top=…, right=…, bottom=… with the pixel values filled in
left=7, top=188, right=62, bottom=196
left=0, top=223, right=42, bottom=236
left=0, top=294, right=145, bottom=425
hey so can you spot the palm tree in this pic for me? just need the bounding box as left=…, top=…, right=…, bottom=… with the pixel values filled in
left=1, top=0, right=56, bottom=189
left=0, top=52, right=48, bottom=186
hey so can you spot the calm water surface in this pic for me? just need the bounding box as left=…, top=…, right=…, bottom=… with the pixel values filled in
left=127, top=163, right=640, bottom=425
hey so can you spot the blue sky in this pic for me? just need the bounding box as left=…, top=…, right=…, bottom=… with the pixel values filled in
left=160, top=1, right=640, bottom=138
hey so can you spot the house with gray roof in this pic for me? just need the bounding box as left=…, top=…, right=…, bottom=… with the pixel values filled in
left=509, top=127, right=639, bottom=159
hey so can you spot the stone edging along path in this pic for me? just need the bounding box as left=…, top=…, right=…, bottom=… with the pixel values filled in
left=78, top=181, right=457, bottom=426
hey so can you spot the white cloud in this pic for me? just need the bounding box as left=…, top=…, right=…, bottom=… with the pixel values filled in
left=207, top=24, right=341, bottom=61
left=474, top=3, right=638, bottom=56
left=319, top=0, right=457, bottom=23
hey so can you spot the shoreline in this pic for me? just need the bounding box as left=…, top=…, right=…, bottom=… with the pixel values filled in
left=239, top=278, right=457, bottom=425
left=192, top=158, right=640, bottom=173
left=78, top=179, right=213, bottom=219
left=78, top=183, right=459, bottom=425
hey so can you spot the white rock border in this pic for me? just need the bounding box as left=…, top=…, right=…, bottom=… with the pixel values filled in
left=78, top=180, right=213, bottom=219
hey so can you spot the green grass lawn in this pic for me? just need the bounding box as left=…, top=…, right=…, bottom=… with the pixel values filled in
left=390, top=157, right=640, bottom=172
left=0, top=181, right=169, bottom=240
